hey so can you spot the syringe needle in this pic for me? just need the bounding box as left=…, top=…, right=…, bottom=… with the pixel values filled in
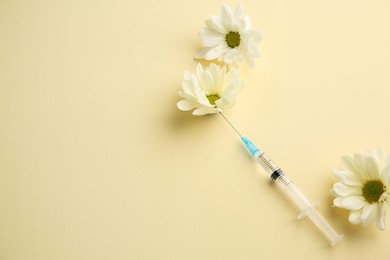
left=219, top=112, right=242, bottom=137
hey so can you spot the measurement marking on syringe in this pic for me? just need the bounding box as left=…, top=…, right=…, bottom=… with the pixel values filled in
left=257, top=153, right=279, bottom=172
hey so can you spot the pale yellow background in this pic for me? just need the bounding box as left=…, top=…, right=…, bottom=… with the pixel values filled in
left=1, top=0, right=390, bottom=259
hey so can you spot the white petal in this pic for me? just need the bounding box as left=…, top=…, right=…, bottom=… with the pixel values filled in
left=221, top=72, right=242, bottom=96
left=353, top=154, right=367, bottom=179
left=333, top=196, right=366, bottom=210
left=381, top=164, right=390, bottom=186
left=386, top=156, right=390, bottom=165
left=184, top=71, right=191, bottom=80
left=193, top=89, right=211, bottom=107
left=178, top=91, right=195, bottom=100
left=329, top=188, right=337, bottom=197
left=227, top=62, right=240, bottom=72
left=190, top=75, right=202, bottom=92
left=349, top=210, right=362, bottom=225
left=244, top=55, right=255, bottom=69
left=196, top=68, right=209, bottom=95
left=341, top=156, right=363, bottom=181
left=200, top=28, right=225, bottom=47
left=365, top=157, right=381, bottom=180
left=230, top=23, right=240, bottom=32
left=181, top=80, right=195, bottom=95
left=221, top=5, right=233, bottom=29
left=361, top=204, right=377, bottom=226
left=200, top=27, right=225, bottom=38
left=247, top=45, right=261, bottom=58
left=376, top=202, right=387, bottom=230
left=333, top=168, right=362, bottom=186
left=194, top=47, right=213, bottom=59
left=379, top=191, right=388, bottom=203
left=373, top=147, right=385, bottom=169
left=204, top=45, right=227, bottom=60
left=201, top=38, right=225, bottom=48
left=205, top=16, right=228, bottom=34
left=234, top=4, right=244, bottom=19
left=222, top=82, right=242, bottom=99
left=224, top=49, right=240, bottom=64
left=177, top=100, right=199, bottom=111
left=208, top=62, right=218, bottom=73
left=192, top=106, right=219, bottom=116
left=251, top=30, right=263, bottom=43
left=240, top=15, right=251, bottom=31
left=215, top=96, right=235, bottom=109
left=196, top=63, right=204, bottom=76
left=209, top=64, right=222, bottom=92
left=333, top=182, right=361, bottom=197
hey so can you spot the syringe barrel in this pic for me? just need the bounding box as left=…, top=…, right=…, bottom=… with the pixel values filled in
left=254, top=151, right=343, bottom=246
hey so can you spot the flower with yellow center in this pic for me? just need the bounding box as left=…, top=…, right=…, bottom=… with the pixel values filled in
left=177, top=63, right=243, bottom=116
left=194, top=4, right=262, bottom=69
left=331, top=148, right=390, bottom=230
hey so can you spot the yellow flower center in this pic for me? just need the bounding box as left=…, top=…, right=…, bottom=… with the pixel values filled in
left=362, top=180, right=385, bottom=204
left=226, top=32, right=240, bottom=48
left=207, top=94, right=220, bottom=107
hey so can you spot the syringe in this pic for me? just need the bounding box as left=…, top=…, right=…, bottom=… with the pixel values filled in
left=220, top=113, right=343, bottom=246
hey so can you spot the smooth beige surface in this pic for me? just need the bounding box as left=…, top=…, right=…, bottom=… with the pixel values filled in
left=1, top=0, right=390, bottom=259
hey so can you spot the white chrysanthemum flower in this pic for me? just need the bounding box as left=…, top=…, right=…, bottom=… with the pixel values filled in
left=194, top=4, right=262, bottom=69
left=331, top=148, right=390, bottom=230
left=177, top=63, right=243, bottom=116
